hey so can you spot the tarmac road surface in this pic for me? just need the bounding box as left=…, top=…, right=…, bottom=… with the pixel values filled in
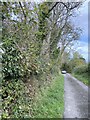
left=64, top=73, right=89, bottom=118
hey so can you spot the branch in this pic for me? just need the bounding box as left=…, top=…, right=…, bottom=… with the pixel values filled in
left=69, top=3, right=81, bottom=10
left=48, top=2, right=59, bottom=13
left=48, top=2, right=69, bottom=14
left=48, top=2, right=81, bottom=14
left=19, top=2, right=26, bottom=21
left=60, top=2, right=69, bottom=10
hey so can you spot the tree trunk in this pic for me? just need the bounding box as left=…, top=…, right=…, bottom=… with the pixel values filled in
left=40, top=31, right=51, bottom=63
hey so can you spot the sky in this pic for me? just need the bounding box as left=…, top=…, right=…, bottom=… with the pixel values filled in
left=72, top=0, right=89, bottom=62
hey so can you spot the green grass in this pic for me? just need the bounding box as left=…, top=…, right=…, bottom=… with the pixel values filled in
left=72, top=73, right=88, bottom=86
left=33, top=74, right=64, bottom=118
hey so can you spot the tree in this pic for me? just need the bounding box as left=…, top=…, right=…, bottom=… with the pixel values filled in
left=1, top=1, right=83, bottom=118
left=37, top=2, right=82, bottom=72
left=69, top=51, right=86, bottom=71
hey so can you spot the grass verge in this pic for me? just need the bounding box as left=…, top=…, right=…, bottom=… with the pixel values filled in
left=32, top=74, right=64, bottom=118
left=72, top=73, right=88, bottom=86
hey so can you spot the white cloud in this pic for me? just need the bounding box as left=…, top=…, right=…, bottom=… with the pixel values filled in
left=75, top=41, right=88, bottom=62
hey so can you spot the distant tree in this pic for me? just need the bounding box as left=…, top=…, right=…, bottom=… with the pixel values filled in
left=61, top=62, right=72, bottom=73
left=69, top=51, right=86, bottom=71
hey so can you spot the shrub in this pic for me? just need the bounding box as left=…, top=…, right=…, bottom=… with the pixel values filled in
left=2, top=79, right=33, bottom=118
left=73, top=65, right=88, bottom=74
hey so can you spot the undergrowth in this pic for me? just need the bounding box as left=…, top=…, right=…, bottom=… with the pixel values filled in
left=32, top=74, right=64, bottom=118
left=72, top=73, right=88, bottom=86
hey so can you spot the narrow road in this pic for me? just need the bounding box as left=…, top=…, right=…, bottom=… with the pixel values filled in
left=64, top=73, right=88, bottom=118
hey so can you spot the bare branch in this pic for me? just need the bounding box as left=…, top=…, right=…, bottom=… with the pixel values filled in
left=48, top=2, right=59, bottom=13
left=19, top=2, right=26, bottom=22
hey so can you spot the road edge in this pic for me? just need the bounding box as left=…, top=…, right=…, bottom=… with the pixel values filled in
left=67, top=73, right=88, bottom=92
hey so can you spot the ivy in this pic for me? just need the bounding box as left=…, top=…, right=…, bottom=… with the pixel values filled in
left=1, top=2, right=82, bottom=118
left=2, top=37, right=22, bottom=79
left=2, top=79, right=33, bottom=118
